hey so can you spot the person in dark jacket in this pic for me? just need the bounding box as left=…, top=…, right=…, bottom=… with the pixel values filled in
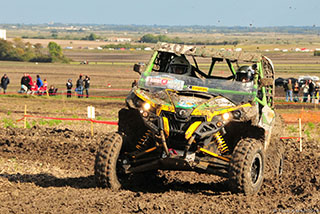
left=66, top=79, right=73, bottom=98
left=131, top=80, right=137, bottom=88
left=48, top=85, right=58, bottom=96
left=84, top=75, right=90, bottom=98
left=76, top=74, right=84, bottom=98
left=1, top=74, right=10, bottom=94
left=308, top=79, right=315, bottom=103
left=20, top=73, right=30, bottom=93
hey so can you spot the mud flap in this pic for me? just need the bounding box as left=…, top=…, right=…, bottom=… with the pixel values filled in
left=258, top=105, right=275, bottom=150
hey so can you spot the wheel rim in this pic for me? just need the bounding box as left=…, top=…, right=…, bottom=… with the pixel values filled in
left=251, top=153, right=262, bottom=184
left=116, top=155, right=129, bottom=183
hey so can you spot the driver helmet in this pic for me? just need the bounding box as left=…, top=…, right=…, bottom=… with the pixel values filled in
left=168, top=56, right=192, bottom=75
left=236, top=65, right=254, bottom=82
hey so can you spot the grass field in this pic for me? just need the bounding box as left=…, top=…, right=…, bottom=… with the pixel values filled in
left=1, top=47, right=320, bottom=93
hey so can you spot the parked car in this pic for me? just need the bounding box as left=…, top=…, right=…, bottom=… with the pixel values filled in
left=275, top=77, right=297, bottom=87
left=275, top=77, right=285, bottom=87
left=298, top=75, right=319, bottom=86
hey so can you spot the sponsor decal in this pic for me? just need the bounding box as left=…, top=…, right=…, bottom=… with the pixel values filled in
left=177, top=101, right=196, bottom=108
left=190, top=86, right=208, bottom=92
left=146, top=76, right=184, bottom=90
left=177, top=97, right=198, bottom=108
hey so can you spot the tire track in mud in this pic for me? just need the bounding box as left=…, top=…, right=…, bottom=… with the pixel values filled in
left=0, top=126, right=319, bottom=213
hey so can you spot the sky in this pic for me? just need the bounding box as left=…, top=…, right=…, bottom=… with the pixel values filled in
left=1, top=0, right=320, bottom=27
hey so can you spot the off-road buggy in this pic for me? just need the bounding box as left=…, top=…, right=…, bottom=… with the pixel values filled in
left=95, top=43, right=281, bottom=195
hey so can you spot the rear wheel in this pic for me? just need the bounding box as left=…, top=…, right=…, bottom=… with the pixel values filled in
left=94, top=132, right=127, bottom=190
left=228, top=138, right=265, bottom=195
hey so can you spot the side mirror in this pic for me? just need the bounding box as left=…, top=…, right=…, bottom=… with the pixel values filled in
left=133, top=63, right=145, bottom=75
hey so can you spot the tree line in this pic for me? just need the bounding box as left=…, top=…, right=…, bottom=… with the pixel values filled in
left=139, top=34, right=239, bottom=45
left=0, top=39, right=69, bottom=63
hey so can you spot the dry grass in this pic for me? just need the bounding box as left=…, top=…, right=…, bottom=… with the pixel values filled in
left=0, top=61, right=140, bottom=96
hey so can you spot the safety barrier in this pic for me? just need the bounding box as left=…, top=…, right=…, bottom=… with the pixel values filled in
left=16, top=114, right=118, bottom=125
left=0, top=90, right=127, bottom=100
left=279, top=118, right=303, bottom=152
left=16, top=105, right=118, bottom=137
left=14, top=104, right=308, bottom=150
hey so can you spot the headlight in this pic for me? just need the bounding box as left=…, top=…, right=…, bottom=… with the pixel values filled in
left=222, top=112, right=230, bottom=121
left=143, top=102, right=151, bottom=111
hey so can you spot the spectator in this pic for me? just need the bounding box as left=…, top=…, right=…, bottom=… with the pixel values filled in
left=66, top=79, right=73, bottom=98
left=293, top=81, right=300, bottom=102
left=84, top=75, right=90, bottom=98
left=308, top=79, right=315, bottom=103
left=315, top=82, right=320, bottom=104
left=30, top=81, right=38, bottom=95
left=0, top=74, right=10, bottom=94
left=285, top=79, right=293, bottom=102
left=20, top=73, right=30, bottom=93
left=39, top=78, right=48, bottom=96
left=302, top=81, right=309, bottom=103
left=27, top=74, right=33, bottom=91
left=36, top=75, right=43, bottom=90
left=76, top=74, right=84, bottom=98
left=48, top=85, right=58, bottom=96
left=131, top=80, right=137, bottom=88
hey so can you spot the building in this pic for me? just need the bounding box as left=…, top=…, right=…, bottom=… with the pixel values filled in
left=0, top=29, right=6, bottom=40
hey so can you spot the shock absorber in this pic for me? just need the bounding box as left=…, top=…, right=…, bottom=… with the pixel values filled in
left=136, top=129, right=152, bottom=151
left=214, top=132, right=229, bottom=154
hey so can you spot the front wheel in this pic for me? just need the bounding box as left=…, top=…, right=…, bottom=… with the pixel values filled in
left=228, top=138, right=265, bottom=195
left=94, top=132, right=127, bottom=190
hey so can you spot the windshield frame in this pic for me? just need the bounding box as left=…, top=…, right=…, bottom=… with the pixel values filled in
left=138, top=71, right=257, bottom=104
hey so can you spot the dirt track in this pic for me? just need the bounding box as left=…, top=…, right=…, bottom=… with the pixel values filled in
left=0, top=125, right=319, bottom=213
left=0, top=50, right=320, bottom=213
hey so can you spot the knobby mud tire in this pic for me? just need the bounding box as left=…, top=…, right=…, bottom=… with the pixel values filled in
left=94, top=132, right=123, bottom=190
left=228, top=138, right=265, bottom=195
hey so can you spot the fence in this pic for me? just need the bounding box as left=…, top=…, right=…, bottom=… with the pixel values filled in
left=16, top=105, right=118, bottom=137
left=279, top=118, right=303, bottom=152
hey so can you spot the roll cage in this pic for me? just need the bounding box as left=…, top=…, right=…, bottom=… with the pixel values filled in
left=136, top=43, right=274, bottom=108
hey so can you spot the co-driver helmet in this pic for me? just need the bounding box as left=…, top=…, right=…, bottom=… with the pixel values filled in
left=168, top=56, right=192, bottom=75
left=236, top=65, right=254, bottom=82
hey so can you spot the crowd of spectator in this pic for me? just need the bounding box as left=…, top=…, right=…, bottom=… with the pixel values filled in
left=284, top=79, right=320, bottom=103
left=74, top=74, right=90, bottom=98
left=19, top=73, right=50, bottom=95
left=0, top=73, right=91, bottom=98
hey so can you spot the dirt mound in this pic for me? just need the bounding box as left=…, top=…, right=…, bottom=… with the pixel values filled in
left=0, top=126, right=319, bottom=213
left=0, top=126, right=104, bottom=173
left=281, top=110, right=320, bottom=124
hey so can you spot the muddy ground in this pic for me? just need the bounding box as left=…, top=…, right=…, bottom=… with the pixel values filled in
left=0, top=120, right=319, bottom=213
